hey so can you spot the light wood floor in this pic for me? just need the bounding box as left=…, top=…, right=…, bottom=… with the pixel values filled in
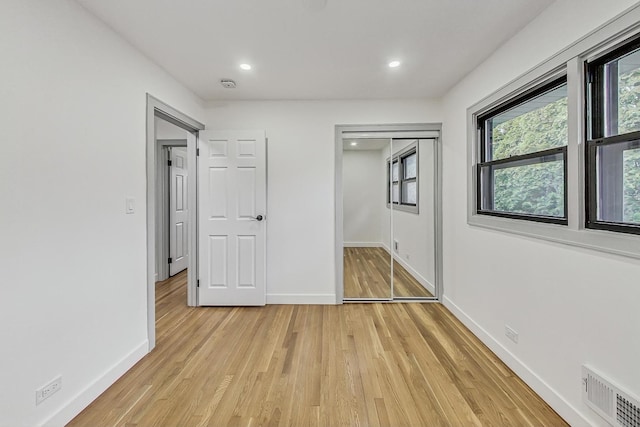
left=344, top=247, right=433, bottom=299
left=68, top=270, right=567, bottom=426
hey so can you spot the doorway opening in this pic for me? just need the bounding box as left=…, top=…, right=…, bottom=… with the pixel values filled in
left=146, top=95, right=204, bottom=350
left=335, top=124, right=443, bottom=303
left=155, top=118, right=190, bottom=281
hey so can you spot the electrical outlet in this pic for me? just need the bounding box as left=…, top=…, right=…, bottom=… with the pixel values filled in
left=125, top=197, right=135, bottom=214
left=36, top=376, right=62, bottom=405
left=505, top=325, right=519, bottom=344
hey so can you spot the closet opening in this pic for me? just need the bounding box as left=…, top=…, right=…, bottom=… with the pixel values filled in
left=335, top=124, right=442, bottom=303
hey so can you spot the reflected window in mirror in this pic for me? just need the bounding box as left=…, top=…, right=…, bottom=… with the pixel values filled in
left=387, top=141, right=419, bottom=213
left=391, top=159, right=400, bottom=203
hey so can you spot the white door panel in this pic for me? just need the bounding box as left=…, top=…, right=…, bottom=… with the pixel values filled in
left=198, top=130, right=266, bottom=306
left=170, top=147, right=188, bottom=276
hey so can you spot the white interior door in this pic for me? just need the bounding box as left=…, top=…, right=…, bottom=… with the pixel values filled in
left=169, top=147, right=189, bottom=276
left=198, top=130, right=267, bottom=306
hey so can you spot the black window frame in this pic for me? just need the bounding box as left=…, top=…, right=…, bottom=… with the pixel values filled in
left=387, top=142, right=419, bottom=212
left=400, top=150, right=417, bottom=206
left=586, top=35, right=640, bottom=235
left=476, top=76, right=569, bottom=225
left=389, top=158, right=400, bottom=204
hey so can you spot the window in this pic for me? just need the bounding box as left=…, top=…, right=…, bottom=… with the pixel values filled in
left=391, top=159, right=399, bottom=203
left=387, top=142, right=419, bottom=213
left=476, top=77, right=568, bottom=224
left=467, top=11, right=640, bottom=260
left=402, top=151, right=417, bottom=204
left=586, top=36, right=640, bottom=235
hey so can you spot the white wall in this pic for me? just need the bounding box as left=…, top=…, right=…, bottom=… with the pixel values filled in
left=441, top=1, right=640, bottom=425
left=0, top=1, right=204, bottom=425
left=156, top=117, right=190, bottom=140
left=204, top=100, right=442, bottom=303
left=343, top=149, right=384, bottom=245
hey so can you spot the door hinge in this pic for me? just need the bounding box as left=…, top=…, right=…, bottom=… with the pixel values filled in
left=168, top=257, right=172, bottom=264
left=197, top=280, right=200, bottom=288
left=196, top=148, right=200, bottom=156
left=167, top=159, right=172, bottom=166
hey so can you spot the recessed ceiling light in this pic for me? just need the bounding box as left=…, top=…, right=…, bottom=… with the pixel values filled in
left=388, top=60, right=401, bottom=68
left=350, top=142, right=358, bottom=146
left=240, top=63, right=252, bottom=70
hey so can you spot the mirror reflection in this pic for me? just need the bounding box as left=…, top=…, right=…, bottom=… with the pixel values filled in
left=343, top=138, right=392, bottom=299
left=389, top=139, right=435, bottom=298
left=343, top=137, right=436, bottom=300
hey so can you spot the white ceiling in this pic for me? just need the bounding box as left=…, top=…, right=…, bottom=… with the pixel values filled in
left=76, top=0, right=554, bottom=101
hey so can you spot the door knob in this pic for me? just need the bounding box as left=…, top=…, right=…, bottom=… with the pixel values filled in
left=255, top=215, right=264, bottom=221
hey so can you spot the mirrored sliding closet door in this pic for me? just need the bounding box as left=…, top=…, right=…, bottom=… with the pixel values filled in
left=342, top=133, right=438, bottom=301
left=343, top=138, right=392, bottom=299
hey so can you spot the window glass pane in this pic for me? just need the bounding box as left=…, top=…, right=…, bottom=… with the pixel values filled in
left=613, top=48, right=640, bottom=136
left=403, top=153, right=417, bottom=179
left=392, top=161, right=399, bottom=182
left=402, top=181, right=417, bottom=204
left=595, top=141, right=640, bottom=225
left=624, top=147, right=640, bottom=223
left=392, top=183, right=399, bottom=203
left=481, top=153, right=565, bottom=217
left=487, top=83, right=568, bottom=160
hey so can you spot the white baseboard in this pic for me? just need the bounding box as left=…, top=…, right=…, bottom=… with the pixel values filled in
left=392, top=254, right=435, bottom=295
left=40, top=340, right=149, bottom=427
left=343, top=242, right=383, bottom=248
left=379, top=243, right=435, bottom=295
left=267, top=294, right=337, bottom=304
left=442, top=296, right=590, bottom=427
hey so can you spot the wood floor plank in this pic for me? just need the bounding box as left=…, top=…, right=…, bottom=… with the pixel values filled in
left=68, top=271, right=567, bottom=427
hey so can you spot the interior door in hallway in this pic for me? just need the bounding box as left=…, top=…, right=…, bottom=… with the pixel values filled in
left=169, top=147, right=189, bottom=276
left=198, top=130, right=267, bottom=306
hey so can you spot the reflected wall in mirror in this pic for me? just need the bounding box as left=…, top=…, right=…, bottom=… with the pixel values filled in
left=343, top=139, right=392, bottom=299
left=388, top=139, right=436, bottom=298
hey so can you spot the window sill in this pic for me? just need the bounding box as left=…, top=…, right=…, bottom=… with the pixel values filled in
left=477, top=210, right=568, bottom=226
left=468, top=213, right=640, bottom=260
left=387, top=203, right=419, bottom=214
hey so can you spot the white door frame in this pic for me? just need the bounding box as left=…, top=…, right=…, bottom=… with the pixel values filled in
left=146, top=94, right=204, bottom=350
left=334, top=123, right=444, bottom=303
